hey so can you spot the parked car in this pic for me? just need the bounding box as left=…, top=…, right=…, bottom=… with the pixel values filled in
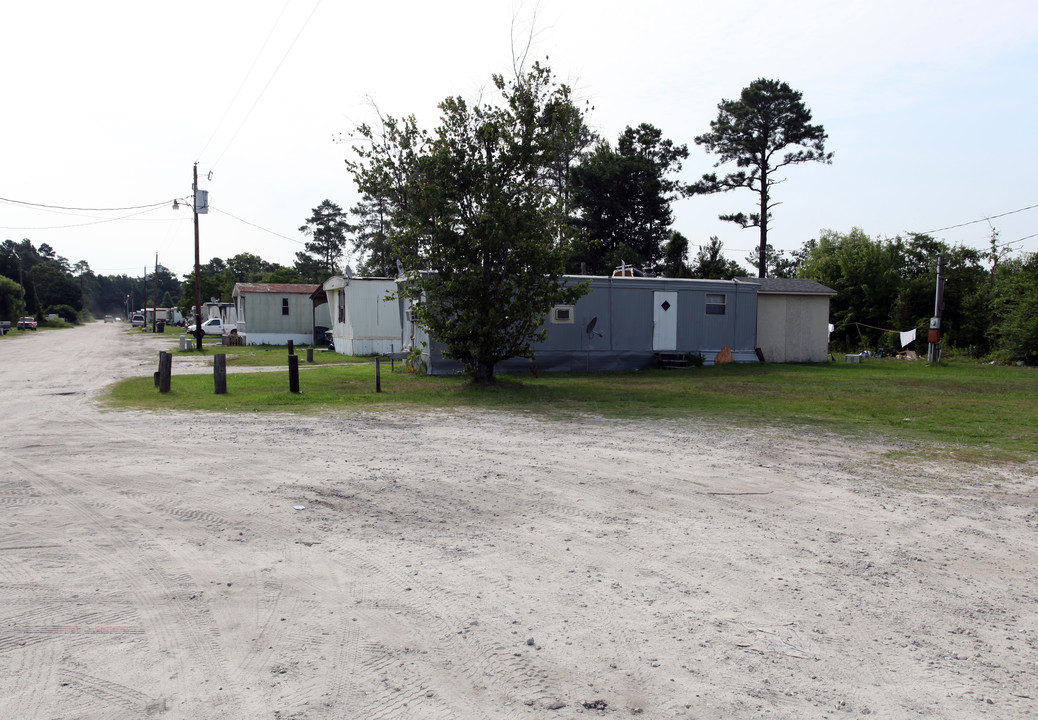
left=186, top=318, right=235, bottom=335
left=17, top=316, right=38, bottom=330
left=104, top=315, right=114, bottom=323
left=130, top=315, right=146, bottom=327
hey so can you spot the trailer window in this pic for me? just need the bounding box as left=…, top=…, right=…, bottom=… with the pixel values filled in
left=705, top=294, right=726, bottom=315
left=282, top=298, right=290, bottom=316
left=551, top=305, right=575, bottom=324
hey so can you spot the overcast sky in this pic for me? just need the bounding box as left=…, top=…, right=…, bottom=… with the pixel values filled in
left=2, top=0, right=1037, bottom=279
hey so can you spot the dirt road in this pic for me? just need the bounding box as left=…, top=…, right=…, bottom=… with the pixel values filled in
left=1, top=322, right=1035, bottom=719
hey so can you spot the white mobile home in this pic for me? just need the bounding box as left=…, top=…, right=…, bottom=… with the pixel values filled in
left=232, top=283, right=331, bottom=346
left=319, top=276, right=402, bottom=356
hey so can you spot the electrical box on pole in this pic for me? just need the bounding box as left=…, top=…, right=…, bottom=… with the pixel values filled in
left=927, top=254, right=946, bottom=363
left=194, top=189, right=209, bottom=214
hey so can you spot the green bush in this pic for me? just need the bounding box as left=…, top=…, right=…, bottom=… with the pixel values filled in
left=47, top=304, right=79, bottom=324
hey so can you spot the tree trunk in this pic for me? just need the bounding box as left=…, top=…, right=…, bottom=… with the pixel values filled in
left=758, top=165, right=768, bottom=278
left=473, top=359, right=495, bottom=384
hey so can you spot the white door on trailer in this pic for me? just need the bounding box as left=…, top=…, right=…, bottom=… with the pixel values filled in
left=652, top=291, right=678, bottom=350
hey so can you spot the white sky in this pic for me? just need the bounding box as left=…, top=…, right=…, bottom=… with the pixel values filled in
left=2, top=0, right=1037, bottom=278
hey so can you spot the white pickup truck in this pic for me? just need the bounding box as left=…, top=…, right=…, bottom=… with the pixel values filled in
left=186, top=318, right=236, bottom=335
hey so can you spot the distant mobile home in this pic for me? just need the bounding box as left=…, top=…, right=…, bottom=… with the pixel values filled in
left=318, top=276, right=402, bottom=356
left=232, top=283, right=331, bottom=346
left=406, top=275, right=762, bottom=375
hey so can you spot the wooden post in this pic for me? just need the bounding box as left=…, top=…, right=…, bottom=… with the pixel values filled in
left=287, top=340, right=294, bottom=356
left=214, top=353, right=227, bottom=395
left=288, top=354, right=300, bottom=393
left=376, top=355, right=382, bottom=393
left=306, top=347, right=314, bottom=363
left=158, top=351, right=172, bottom=393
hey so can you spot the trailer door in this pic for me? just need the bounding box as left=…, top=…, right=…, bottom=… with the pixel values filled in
left=652, top=291, right=678, bottom=351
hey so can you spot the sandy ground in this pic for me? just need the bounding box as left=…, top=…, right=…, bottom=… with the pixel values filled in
left=0, top=322, right=1035, bottom=720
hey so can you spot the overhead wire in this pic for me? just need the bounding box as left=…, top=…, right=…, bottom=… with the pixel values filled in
left=196, top=0, right=293, bottom=162
left=922, top=202, right=1038, bottom=235
left=0, top=196, right=171, bottom=212
left=212, top=207, right=305, bottom=245
left=208, top=0, right=325, bottom=170
left=0, top=205, right=169, bottom=231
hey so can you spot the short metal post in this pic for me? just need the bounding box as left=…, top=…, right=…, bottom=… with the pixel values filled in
left=376, top=356, right=382, bottom=393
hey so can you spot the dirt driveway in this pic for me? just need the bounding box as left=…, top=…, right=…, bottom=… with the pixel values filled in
left=1, top=322, right=1035, bottom=719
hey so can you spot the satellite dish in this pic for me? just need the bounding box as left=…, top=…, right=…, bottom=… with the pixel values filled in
left=585, top=316, right=602, bottom=337
left=585, top=315, right=602, bottom=373
left=344, top=265, right=353, bottom=280
left=395, top=259, right=404, bottom=277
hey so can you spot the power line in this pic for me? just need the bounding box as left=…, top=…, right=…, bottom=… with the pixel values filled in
left=922, top=202, right=1038, bottom=234
left=0, top=205, right=168, bottom=231
left=197, top=0, right=293, bottom=161
left=210, top=0, right=324, bottom=170
left=0, top=196, right=171, bottom=212
left=212, top=207, right=305, bottom=245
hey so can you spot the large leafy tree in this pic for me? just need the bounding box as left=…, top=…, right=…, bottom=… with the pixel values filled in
left=989, top=252, right=1038, bottom=364
left=226, top=252, right=278, bottom=282
left=693, top=78, right=832, bottom=277
left=799, top=228, right=902, bottom=350
left=295, top=200, right=351, bottom=283
left=569, top=123, right=689, bottom=274
left=0, top=275, right=23, bottom=320
left=347, top=62, right=590, bottom=383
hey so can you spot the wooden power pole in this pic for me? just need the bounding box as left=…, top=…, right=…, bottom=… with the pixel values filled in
left=927, top=253, right=946, bottom=364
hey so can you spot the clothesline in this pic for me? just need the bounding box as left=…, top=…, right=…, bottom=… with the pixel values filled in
left=830, top=321, right=922, bottom=349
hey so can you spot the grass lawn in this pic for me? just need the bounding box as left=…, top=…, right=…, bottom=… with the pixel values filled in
left=105, top=355, right=1037, bottom=465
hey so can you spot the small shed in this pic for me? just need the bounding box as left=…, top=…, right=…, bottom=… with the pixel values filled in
left=406, top=274, right=761, bottom=375
left=736, top=277, right=836, bottom=363
left=232, top=283, right=331, bottom=346
left=321, top=275, right=402, bottom=355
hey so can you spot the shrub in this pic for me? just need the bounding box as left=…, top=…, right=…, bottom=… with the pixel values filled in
left=47, top=304, right=79, bottom=324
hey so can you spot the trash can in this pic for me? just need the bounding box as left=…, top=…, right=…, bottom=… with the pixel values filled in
left=156, top=321, right=165, bottom=333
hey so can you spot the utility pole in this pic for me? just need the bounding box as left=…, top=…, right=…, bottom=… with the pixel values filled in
left=153, top=253, right=159, bottom=332
left=173, top=163, right=206, bottom=348
left=143, top=265, right=149, bottom=331
left=927, top=253, right=946, bottom=364
left=192, top=164, right=204, bottom=350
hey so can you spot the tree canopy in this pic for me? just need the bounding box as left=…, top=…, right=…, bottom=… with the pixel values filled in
left=295, top=200, right=351, bottom=283
left=692, top=78, right=832, bottom=278
left=347, top=62, right=589, bottom=382
left=569, top=123, right=689, bottom=275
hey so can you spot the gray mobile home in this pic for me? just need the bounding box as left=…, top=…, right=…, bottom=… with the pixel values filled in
left=406, top=275, right=761, bottom=375
left=232, top=282, right=331, bottom=346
